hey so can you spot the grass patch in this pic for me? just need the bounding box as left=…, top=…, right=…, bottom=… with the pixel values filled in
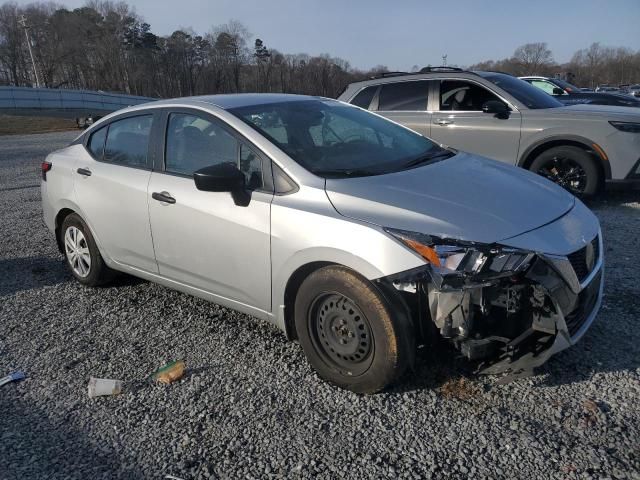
left=0, top=115, right=78, bottom=135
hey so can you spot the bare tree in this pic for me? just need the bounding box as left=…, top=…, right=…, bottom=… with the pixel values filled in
left=512, top=42, right=554, bottom=75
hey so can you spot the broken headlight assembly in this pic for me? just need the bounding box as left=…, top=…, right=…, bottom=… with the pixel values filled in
left=385, top=228, right=534, bottom=282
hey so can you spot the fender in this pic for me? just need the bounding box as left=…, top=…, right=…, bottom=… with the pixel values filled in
left=53, top=198, right=114, bottom=266
left=517, top=134, right=612, bottom=180
left=271, top=247, right=388, bottom=334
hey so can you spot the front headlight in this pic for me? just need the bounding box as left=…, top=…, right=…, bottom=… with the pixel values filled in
left=609, top=121, right=640, bottom=133
left=385, top=228, right=532, bottom=276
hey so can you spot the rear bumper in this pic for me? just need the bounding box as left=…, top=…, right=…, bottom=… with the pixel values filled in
left=40, top=180, right=55, bottom=233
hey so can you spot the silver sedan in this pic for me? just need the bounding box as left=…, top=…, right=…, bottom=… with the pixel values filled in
left=41, top=94, right=603, bottom=393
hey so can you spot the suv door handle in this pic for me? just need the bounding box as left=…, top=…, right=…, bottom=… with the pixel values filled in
left=434, top=118, right=453, bottom=126
left=152, top=191, right=176, bottom=204
left=77, top=167, right=92, bottom=176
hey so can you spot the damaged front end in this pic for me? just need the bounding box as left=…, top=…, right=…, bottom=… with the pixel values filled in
left=378, top=228, right=604, bottom=376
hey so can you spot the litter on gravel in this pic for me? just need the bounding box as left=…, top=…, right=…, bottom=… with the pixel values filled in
left=0, top=371, right=25, bottom=387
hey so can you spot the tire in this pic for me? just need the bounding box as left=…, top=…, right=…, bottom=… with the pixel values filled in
left=529, top=146, right=601, bottom=197
left=60, top=213, right=115, bottom=286
left=294, top=265, right=414, bottom=394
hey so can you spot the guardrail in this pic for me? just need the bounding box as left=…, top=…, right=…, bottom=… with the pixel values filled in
left=0, top=86, right=153, bottom=118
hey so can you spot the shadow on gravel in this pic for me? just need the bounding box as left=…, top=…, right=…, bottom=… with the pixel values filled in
left=0, top=255, right=69, bottom=296
left=0, top=394, right=144, bottom=479
left=583, top=189, right=639, bottom=209
left=389, top=340, right=477, bottom=394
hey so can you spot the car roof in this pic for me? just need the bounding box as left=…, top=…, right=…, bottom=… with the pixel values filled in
left=137, top=93, right=324, bottom=111
left=344, top=69, right=498, bottom=88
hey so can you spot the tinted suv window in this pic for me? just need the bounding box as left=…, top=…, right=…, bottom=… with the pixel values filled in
left=478, top=72, right=562, bottom=109
left=439, top=80, right=502, bottom=111
left=350, top=86, right=377, bottom=109
left=104, top=115, right=152, bottom=167
left=378, top=81, right=429, bottom=111
left=87, top=126, right=107, bottom=160
left=165, top=112, right=264, bottom=190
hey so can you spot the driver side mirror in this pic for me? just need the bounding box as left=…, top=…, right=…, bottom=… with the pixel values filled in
left=194, top=163, right=250, bottom=206
left=552, top=87, right=565, bottom=95
left=481, top=100, right=509, bottom=119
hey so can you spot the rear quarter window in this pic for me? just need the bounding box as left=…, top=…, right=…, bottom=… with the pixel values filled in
left=87, top=126, right=107, bottom=160
left=350, top=86, right=378, bottom=109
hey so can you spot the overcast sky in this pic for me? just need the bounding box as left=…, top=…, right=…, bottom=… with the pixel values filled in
left=15, top=0, right=640, bottom=70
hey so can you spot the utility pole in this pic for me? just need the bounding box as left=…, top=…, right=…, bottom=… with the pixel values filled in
left=442, top=54, right=448, bottom=67
left=18, top=14, right=41, bottom=88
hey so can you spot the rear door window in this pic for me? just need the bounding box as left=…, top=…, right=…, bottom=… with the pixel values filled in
left=104, top=115, right=153, bottom=168
left=378, top=81, right=430, bottom=111
left=350, top=86, right=378, bottom=109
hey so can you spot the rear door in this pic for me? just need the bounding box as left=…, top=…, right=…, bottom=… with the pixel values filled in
left=147, top=109, right=273, bottom=311
left=373, top=80, right=433, bottom=137
left=74, top=112, right=158, bottom=272
left=429, top=79, right=522, bottom=164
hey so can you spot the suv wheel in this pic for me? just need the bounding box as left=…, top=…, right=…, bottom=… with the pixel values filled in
left=530, top=146, right=601, bottom=197
left=294, top=265, right=414, bottom=394
left=61, top=213, right=115, bottom=286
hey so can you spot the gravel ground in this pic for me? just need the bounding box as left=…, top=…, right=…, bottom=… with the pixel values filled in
left=1, top=131, right=639, bottom=480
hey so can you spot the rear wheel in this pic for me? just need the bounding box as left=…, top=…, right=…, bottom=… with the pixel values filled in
left=61, top=213, right=115, bottom=286
left=294, top=265, right=414, bottom=393
left=530, top=146, right=601, bottom=197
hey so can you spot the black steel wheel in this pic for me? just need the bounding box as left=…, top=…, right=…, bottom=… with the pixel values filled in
left=308, top=293, right=374, bottom=376
left=294, top=265, right=414, bottom=394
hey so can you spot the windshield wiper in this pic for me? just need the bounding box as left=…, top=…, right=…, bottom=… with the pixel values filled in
left=402, top=150, right=454, bottom=169
left=314, top=168, right=379, bottom=178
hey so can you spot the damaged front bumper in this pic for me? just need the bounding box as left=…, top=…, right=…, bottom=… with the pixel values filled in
left=377, top=232, right=604, bottom=376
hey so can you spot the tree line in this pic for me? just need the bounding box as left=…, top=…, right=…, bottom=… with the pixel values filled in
left=469, top=42, right=640, bottom=88
left=1, top=1, right=638, bottom=100
left=0, top=1, right=377, bottom=98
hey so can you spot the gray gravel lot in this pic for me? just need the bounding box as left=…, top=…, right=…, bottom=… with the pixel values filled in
left=1, top=131, right=639, bottom=480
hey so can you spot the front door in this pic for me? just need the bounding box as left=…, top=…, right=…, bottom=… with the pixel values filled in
left=147, top=110, right=272, bottom=311
left=429, top=80, right=522, bottom=164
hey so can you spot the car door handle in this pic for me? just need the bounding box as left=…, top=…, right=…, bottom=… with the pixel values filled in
left=434, top=118, right=453, bottom=126
left=77, top=167, right=92, bottom=176
left=152, top=191, right=176, bottom=204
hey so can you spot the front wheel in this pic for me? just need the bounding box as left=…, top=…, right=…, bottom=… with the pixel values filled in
left=529, top=146, right=602, bottom=197
left=294, top=265, right=414, bottom=394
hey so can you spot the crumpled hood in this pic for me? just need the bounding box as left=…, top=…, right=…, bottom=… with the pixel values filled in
left=325, top=153, right=575, bottom=244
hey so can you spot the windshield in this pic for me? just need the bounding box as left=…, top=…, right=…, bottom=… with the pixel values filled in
left=477, top=72, right=563, bottom=109
left=229, top=99, right=448, bottom=178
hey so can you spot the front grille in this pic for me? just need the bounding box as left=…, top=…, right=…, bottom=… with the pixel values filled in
left=567, top=235, right=600, bottom=283
left=565, top=271, right=602, bottom=337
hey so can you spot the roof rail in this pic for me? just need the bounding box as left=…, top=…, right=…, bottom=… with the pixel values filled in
left=370, top=71, right=411, bottom=79
left=419, top=66, right=465, bottom=73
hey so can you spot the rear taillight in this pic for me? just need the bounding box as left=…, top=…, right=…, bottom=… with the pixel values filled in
left=41, top=161, right=52, bottom=181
